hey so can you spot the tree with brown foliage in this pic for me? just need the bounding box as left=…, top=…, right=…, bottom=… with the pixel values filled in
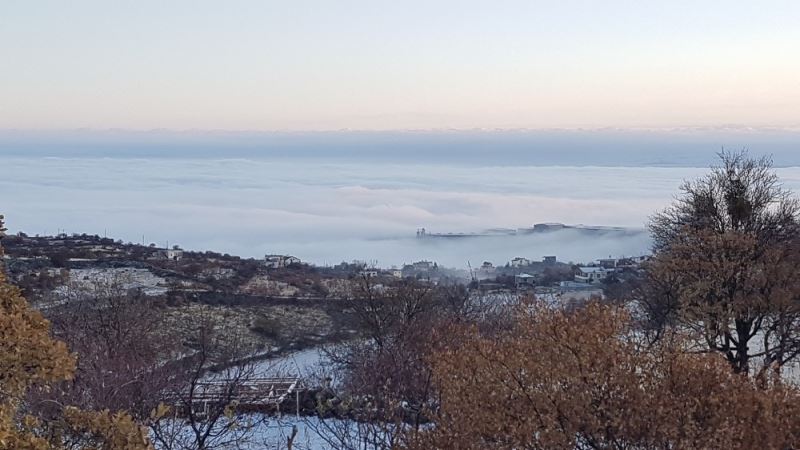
left=413, top=301, right=800, bottom=450
left=0, top=215, right=152, bottom=450
left=645, top=151, right=800, bottom=376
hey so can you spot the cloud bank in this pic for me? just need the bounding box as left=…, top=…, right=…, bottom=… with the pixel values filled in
left=4, top=154, right=800, bottom=268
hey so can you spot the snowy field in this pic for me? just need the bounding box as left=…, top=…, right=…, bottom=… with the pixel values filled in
left=55, top=267, right=168, bottom=297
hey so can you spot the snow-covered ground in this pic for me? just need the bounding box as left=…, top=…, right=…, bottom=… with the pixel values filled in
left=253, top=348, right=326, bottom=378
left=55, top=267, right=168, bottom=297
left=151, top=416, right=368, bottom=450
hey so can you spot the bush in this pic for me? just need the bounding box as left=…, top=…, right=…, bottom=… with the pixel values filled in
left=250, top=315, right=282, bottom=340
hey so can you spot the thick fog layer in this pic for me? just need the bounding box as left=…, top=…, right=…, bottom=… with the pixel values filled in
left=2, top=131, right=800, bottom=268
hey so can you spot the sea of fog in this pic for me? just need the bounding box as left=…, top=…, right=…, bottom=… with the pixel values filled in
left=2, top=130, right=799, bottom=268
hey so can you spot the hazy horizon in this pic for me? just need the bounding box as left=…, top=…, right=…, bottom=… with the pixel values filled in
left=3, top=136, right=800, bottom=268
left=3, top=128, right=800, bottom=167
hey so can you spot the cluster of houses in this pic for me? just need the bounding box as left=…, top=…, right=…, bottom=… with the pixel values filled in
left=2, top=232, right=188, bottom=264
left=476, top=255, right=560, bottom=281
left=256, top=252, right=651, bottom=306
left=509, top=255, right=557, bottom=267
left=6, top=232, right=651, bottom=308
left=504, top=254, right=650, bottom=287
left=536, top=256, right=648, bottom=303
left=470, top=253, right=652, bottom=302
left=574, top=255, right=650, bottom=284
left=340, top=259, right=463, bottom=284
left=367, top=260, right=447, bottom=282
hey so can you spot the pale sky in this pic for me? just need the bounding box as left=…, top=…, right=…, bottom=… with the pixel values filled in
left=2, top=0, right=799, bottom=131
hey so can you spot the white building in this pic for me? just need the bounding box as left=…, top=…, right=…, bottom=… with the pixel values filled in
left=412, top=260, right=435, bottom=270
left=158, top=248, right=183, bottom=261
left=515, top=273, right=536, bottom=287
left=265, top=254, right=301, bottom=268
left=510, top=257, right=531, bottom=267
left=477, top=261, right=496, bottom=279
left=575, top=266, right=612, bottom=283
left=597, top=258, right=619, bottom=269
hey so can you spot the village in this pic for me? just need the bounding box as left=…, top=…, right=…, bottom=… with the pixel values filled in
left=2, top=231, right=651, bottom=311
left=0, top=230, right=654, bottom=422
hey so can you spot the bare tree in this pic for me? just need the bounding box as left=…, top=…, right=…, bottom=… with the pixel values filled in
left=308, top=278, right=494, bottom=449
left=650, top=151, right=799, bottom=252
left=149, top=310, right=274, bottom=450
left=646, top=151, right=800, bottom=377
left=30, top=274, right=280, bottom=449
left=31, top=274, right=180, bottom=422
